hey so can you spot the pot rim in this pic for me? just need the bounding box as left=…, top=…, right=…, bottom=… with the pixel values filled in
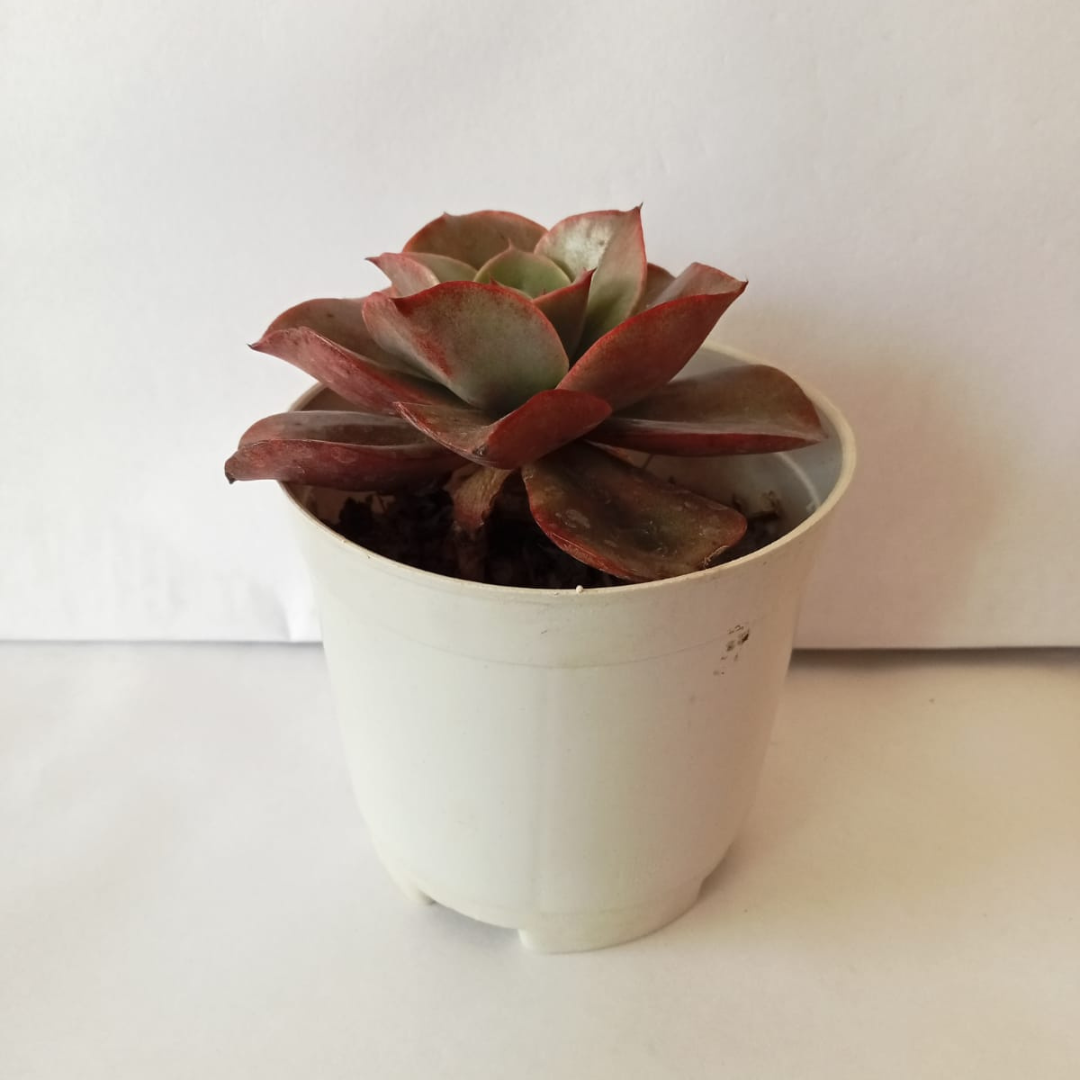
left=278, top=341, right=856, bottom=601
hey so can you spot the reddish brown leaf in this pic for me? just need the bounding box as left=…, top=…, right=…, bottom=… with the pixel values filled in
left=641, top=263, right=675, bottom=308
left=404, top=210, right=546, bottom=268
left=447, top=466, right=514, bottom=533
left=533, top=270, right=594, bottom=358
left=593, top=365, right=826, bottom=456
left=367, top=253, right=440, bottom=295
left=406, top=252, right=478, bottom=282
left=251, top=328, right=454, bottom=415
left=648, top=262, right=746, bottom=308
left=397, top=389, right=611, bottom=470
left=555, top=286, right=743, bottom=411
left=225, top=410, right=462, bottom=490
left=522, top=443, right=747, bottom=583
left=264, top=297, right=403, bottom=369
left=235, top=409, right=432, bottom=448
left=363, top=283, right=569, bottom=413
left=535, top=207, right=647, bottom=347
left=368, top=252, right=477, bottom=296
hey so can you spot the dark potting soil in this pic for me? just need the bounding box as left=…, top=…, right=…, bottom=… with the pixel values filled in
left=330, top=476, right=787, bottom=590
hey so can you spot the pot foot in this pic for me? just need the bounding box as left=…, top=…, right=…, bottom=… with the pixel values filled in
left=517, top=878, right=705, bottom=954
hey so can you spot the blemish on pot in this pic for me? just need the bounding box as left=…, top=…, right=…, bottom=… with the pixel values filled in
left=724, top=624, right=751, bottom=660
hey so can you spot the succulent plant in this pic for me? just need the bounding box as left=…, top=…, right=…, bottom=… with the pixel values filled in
left=226, top=207, right=826, bottom=583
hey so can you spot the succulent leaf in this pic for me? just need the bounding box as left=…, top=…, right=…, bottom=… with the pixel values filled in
left=404, top=211, right=546, bottom=268
left=368, top=252, right=477, bottom=296
left=363, top=282, right=570, bottom=414
left=232, top=206, right=826, bottom=585
left=648, top=262, right=746, bottom=308
left=225, top=410, right=461, bottom=490
left=474, top=247, right=572, bottom=297
left=641, top=263, right=675, bottom=309
left=406, top=252, right=478, bottom=282
left=593, top=365, right=826, bottom=456
left=535, top=208, right=647, bottom=347
left=237, top=409, right=430, bottom=447
left=264, top=297, right=405, bottom=370
left=448, top=465, right=514, bottom=534
left=522, top=443, right=747, bottom=582
left=532, top=270, right=594, bottom=357
left=367, top=253, right=439, bottom=295
left=252, top=327, right=454, bottom=415
left=397, top=389, right=611, bottom=470
left=557, top=277, right=747, bottom=411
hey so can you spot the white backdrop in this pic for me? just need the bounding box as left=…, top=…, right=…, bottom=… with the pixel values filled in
left=2, top=0, right=1077, bottom=646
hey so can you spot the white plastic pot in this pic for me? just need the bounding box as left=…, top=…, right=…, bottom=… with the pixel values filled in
left=282, top=344, right=856, bottom=952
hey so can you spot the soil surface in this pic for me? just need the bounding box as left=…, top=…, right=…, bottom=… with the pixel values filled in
left=330, top=475, right=787, bottom=589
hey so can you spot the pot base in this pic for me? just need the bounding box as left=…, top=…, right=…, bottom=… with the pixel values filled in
left=373, top=838, right=707, bottom=953
left=517, top=879, right=704, bottom=953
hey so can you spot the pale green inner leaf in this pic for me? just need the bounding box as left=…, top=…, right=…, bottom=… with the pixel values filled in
left=475, top=248, right=572, bottom=298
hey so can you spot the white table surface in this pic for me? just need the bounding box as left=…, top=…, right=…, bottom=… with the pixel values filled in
left=3, top=645, right=1078, bottom=1079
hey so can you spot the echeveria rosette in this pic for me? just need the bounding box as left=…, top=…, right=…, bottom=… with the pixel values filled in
left=226, top=208, right=827, bottom=583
